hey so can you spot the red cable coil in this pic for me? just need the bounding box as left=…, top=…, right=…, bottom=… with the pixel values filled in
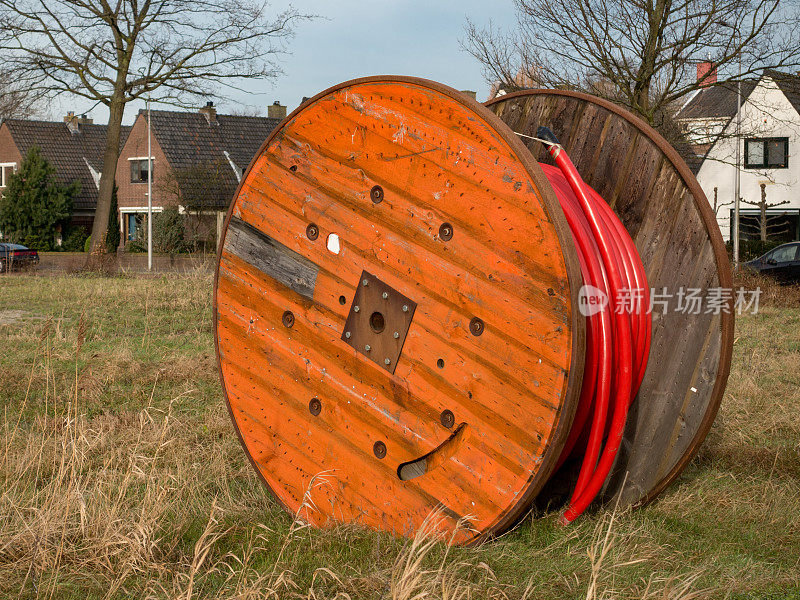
left=533, top=131, right=651, bottom=523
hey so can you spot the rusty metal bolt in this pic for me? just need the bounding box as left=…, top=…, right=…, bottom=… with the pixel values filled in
left=440, top=409, right=455, bottom=428
left=469, top=316, right=484, bottom=336
left=282, top=311, right=295, bottom=328
left=306, top=223, right=319, bottom=241
left=373, top=441, right=387, bottom=459
left=439, top=222, right=453, bottom=241
left=370, top=185, right=384, bottom=203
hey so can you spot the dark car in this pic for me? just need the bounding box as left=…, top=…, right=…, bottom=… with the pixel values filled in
left=745, top=242, right=800, bottom=282
left=0, top=243, right=39, bottom=273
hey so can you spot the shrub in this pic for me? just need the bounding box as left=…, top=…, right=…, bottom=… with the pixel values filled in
left=61, top=228, right=89, bottom=252
left=106, top=187, right=120, bottom=252
left=0, top=146, right=80, bottom=250
left=152, top=207, right=186, bottom=255
left=125, top=240, right=146, bottom=253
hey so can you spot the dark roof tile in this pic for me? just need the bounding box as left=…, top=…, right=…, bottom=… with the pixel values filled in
left=4, top=120, right=131, bottom=211
left=144, top=109, right=281, bottom=208
left=676, top=80, right=758, bottom=120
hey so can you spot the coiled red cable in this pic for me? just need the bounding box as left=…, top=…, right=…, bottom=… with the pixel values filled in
left=531, top=128, right=651, bottom=523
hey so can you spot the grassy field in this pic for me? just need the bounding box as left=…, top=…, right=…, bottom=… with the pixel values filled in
left=0, top=271, right=798, bottom=599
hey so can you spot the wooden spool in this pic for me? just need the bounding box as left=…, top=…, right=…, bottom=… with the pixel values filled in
left=214, top=76, right=586, bottom=544
left=486, top=90, right=734, bottom=506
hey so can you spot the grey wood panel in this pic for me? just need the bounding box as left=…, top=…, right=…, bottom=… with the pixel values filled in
left=224, top=215, right=319, bottom=300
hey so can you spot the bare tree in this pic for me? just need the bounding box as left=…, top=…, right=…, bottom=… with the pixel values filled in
left=159, top=159, right=235, bottom=249
left=0, top=0, right=306, bottom=260
left=463, top=0, right=800, bottom=125
left=741, top=182, right=791, bottom=241
left=712, top=186, right=734, bottom=215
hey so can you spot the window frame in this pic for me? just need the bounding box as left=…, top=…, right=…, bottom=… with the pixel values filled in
left=128, top=156, right=155, bottom=184
left=744, top=137, right=789, bottom=169
left=0, top=162, right=17, bottom=188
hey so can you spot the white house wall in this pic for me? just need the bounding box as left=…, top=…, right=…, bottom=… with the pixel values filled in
left=695, top=75, right=800, bottom=241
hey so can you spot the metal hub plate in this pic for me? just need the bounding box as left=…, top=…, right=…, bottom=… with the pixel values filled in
left=341, top=271, right=417, bottom=374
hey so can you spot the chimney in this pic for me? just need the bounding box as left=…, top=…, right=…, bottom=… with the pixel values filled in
left=268, top=101, right=287, bottom=120
left=460, top=90, right=478, bottom=100
left=696, top=62, right=717, bottom=88
left=199, top=101, right=217, bottom=124
left=63, top=111, right=93, bottom=133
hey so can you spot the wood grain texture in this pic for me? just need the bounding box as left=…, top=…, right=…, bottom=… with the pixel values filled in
left=214, top=77, right=585, bottom=544
left=486, top=90, right=734, bottom=507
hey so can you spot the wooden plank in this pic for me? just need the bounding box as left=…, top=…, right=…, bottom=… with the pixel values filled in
left=224, top=215, right=319, bottom=300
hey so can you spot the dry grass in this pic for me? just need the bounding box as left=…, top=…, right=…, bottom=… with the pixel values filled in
left=0, top=271, right=798, bottom=599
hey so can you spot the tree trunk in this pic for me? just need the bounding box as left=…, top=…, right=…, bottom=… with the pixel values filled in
left=86, top=95, right=125, bottom=269
left=759, top=184, right=767, bottom=242
left=633, top=0, right=668, bottom=121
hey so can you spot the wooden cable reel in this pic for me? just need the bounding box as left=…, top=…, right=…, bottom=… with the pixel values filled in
left=214, top=77, right=733, bottom=544
left=485, top=90, right=734, bottom=508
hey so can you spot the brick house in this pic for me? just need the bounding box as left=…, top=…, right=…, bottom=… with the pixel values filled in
left=117, top=102, right=285, bottom=248
left=0, top=113, right=130, bottom=238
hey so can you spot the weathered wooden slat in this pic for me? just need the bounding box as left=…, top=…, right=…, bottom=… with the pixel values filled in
left=224, top=215, right=319, bottom=300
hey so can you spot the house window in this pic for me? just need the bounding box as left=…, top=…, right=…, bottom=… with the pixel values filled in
left=0, top=163, right=17, bottom=188
left=744, top=138, right=788, bottom=169
left=129, top=158, right=154, bottom=183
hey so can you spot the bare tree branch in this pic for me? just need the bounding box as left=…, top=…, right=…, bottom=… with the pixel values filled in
left=463, top=0, right=800, bottom=124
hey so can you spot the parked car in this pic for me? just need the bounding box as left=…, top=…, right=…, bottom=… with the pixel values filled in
left=744, top=242, right=800, bottom=283
left=0, top=243, right=40, bottom=273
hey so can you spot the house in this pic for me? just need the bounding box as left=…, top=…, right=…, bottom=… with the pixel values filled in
left=116, top=101, right=286, bottom=249
left=0, top=113, right=131, bottom=237
left=676, top=66, right=800, bottom=242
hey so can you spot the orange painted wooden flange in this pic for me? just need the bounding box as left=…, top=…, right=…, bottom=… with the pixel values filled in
left=214, top=77, right=585, bottom=544
left=486, top=90, right=734, bottom=508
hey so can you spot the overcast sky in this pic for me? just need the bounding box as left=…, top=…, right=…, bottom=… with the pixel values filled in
left=49, top=0, right=517, bottom=125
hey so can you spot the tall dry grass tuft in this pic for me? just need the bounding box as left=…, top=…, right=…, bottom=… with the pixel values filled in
left=389, top=510, right=475, bottom=600
left=582, top=507, right=710, bottom=600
